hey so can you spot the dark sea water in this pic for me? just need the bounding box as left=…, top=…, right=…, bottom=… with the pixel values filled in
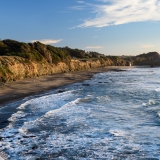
left=0, top=67, right=160, bottom=160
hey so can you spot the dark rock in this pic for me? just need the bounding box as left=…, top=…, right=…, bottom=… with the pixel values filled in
left=1, top=120, right=8, bottom=124
left=58, top=89, right=65, bottom=93
left=115, top=69, right=124, bottom=72
left=82, top=84, right=90, bottom=86
left=6, top=135, right=14, bottom=138
left=23, top=135, right=29, bottom=138
left=140, top=158, right=159, bottom=160
left=50, top=152, right=63, bottom=158
left=32, top=144, right=38, bottom=150
left=30, top=135, right=36, bottom=138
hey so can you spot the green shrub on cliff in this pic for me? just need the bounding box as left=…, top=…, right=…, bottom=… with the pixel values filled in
left=0, top=65, right=13, bottom=82
left=0, top=39, right=112, bottom=65
left=59, top=47, right=85, bottom=58
left=46, top=45, right=70, bottom=64
left=2, top=39, right=31, bottom=54
left=0, top=39, right=71, bottom=65
left=0, top=41, right=9, bottom=55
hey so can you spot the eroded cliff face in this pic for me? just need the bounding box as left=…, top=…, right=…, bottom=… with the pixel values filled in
left=0, top=56, right=128, bottom=83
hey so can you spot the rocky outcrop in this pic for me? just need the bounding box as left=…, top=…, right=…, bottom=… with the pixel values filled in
left=0, top=56, right=128, bottom=83
left=133, top=52, right=160, bottom=66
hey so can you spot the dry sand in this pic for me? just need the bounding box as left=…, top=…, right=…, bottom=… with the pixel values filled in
left=0, top=66, right=129, bottom=106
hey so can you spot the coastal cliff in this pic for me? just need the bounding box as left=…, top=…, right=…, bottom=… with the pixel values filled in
left=0, top=56, right=127, bottom=83
left=0, top=39, right=130, bottom=83
left=2, top=39, right=160, bottom=84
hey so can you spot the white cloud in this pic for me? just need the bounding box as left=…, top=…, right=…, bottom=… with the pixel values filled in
left=76, top=0, right=160, bottom=27
left=71, top=6, right=86, bottom=10
left=77, top=1, right=85, bottom=3
left=141, top=44, right=154, bottom=48
left=31, top=39, right=62, bottom=44
left=86, top=46, right=103, bottom=49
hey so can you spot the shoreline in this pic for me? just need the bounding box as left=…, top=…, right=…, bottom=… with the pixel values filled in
left=0, top=66, right=131, bottom=107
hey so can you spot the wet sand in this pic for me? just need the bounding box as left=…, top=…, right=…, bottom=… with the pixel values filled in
left=0, top=66, right=129, bottom=106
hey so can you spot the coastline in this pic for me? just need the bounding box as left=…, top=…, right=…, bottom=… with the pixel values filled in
left=0, top=66, right=130, bottom=106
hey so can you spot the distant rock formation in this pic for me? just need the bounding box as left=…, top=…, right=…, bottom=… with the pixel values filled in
left=133, top=52, right=160, bottom=66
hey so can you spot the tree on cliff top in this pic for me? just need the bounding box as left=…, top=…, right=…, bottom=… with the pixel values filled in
left=0, top=39, right=71, bottom=65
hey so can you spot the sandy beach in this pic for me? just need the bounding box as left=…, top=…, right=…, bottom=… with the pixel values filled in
left=0, top=66, right=129, bottom=106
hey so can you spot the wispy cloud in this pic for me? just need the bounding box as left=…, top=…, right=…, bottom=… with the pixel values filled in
left=141, top=44, right=154, bottom=48
left=76, top=0, right=160, bottom=27
left=71, top=6, right=86, bottom=10
left=77, top=1, right=85, bottom=4
left=86, top=46, right=103, bottom=49
left=31, top=39, right=62, bottom=44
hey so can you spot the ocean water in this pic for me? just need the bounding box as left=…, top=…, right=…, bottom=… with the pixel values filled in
left=0, top=67, right=160, bottom=160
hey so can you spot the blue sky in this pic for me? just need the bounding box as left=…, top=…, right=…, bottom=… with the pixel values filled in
left=0, top=0, right=160, bottom=55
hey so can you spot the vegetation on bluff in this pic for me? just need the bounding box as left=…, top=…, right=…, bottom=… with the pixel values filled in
left=1, top=39, right=160, bottom=66
left=1, top=39, right=160, bottom=84
left=0, top=39, right=70, bottom=65
left=133, top=52, right=160, bottom=66
left=0, top=39, right=123, bottom=64
left=0, top=39, right=123, bottom=67
left=59, top=46, right=106, bottom=59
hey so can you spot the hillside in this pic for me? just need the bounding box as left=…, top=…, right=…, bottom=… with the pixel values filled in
left=1, top=39, right=160, bottom=84
left=0, top=39, right=70, bottom=64
left=0, top=39, right=129, bottom=84
left=133, top=52, right=160, bottom=66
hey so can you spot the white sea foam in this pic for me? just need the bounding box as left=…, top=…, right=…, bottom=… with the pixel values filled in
left=78, top=97, right=93, bottom=103
left=17, top=97, right=92, bottom=134
left=142, top=103, right=147, bottom=107
left=1, top=68, right=160, bottom=159
left=142, top=99, right=156, bottom=107
left=155, top=88, right=160, bottom=92
left=18, top=90, right=75, bottom=109
left=109, top=129, right=127, bottom=137
left=149, top=99, right=156, bottom=105
left=8, top=111, right=27, bottom=122
left=8, top=90, right=76, bottom=124
left=158, top=111, right=160, bottom=117
left=97, top=95, right=110, bottom=102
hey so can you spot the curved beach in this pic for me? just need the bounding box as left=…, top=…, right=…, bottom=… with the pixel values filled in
left=0, top=66, right=128, bottom=106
